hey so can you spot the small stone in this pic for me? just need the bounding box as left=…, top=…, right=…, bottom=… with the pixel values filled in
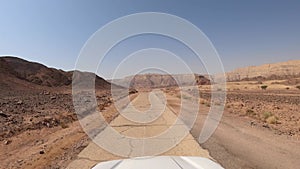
left=4, top=140, right=11, bottom=145
left=0, top=111, right=8, bottom=118
left=262, top=123, right=269, bottom=128
left=250, top=121, right=256, bottom=126
left=50, top=96, right=56, bottom=100
left=44, top=91, right=50, bottom=95
left=16, top=100, right=23, bottom=105
left=39, top=150, right=45, bottom=154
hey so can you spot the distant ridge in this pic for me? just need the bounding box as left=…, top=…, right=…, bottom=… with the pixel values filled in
left=226, top=60, right=300, bottom=81
left=2, top=56, right=298, bottom=90
left=111, top=73, right=210, bottom=89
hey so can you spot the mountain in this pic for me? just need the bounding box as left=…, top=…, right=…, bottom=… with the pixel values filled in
left=111, top=74, right=210, bottom=89
left=226, top=60, right=300, bottom=81
left=4, top=56, right=297, bottom=91
left=1, top=56, right=72, bottom=87
left=0, top=56, right=112, bottom=91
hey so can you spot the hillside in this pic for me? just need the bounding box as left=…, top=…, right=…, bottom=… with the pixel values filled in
left=226, top=60, right=300, bottom=81
left=111, top=74, right=210, bottom=89
left=0, top=56, right=112, bottom=91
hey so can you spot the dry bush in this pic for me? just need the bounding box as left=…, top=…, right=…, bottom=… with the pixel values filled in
left=262, top=112, right=273, bottom=120
left=245, top=109, right=256, bottom=117
left=266, top=116, right=278, bottom=124
left=261, top=85, right=268, bottom=90
left=261, top=112, right=278, bottom=124
left=60, top=121, right=69, bottom=129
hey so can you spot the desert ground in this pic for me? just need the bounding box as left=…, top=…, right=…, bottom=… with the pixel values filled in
left=1, top=83, right=300, bottom=169
left=166, top=82, right=300, bottom=169
left=0, top=57, right=300, bottom=169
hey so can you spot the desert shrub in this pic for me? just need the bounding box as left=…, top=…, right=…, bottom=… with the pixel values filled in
left=296, top=86, right=300, bottom=90
left=246, top=109, right=256, bottom=116
left=266, top=116, right=278, bottom=124
left=286, top=87, right=290, bottom=90
left=261, top=85, right=268, bottom=90
left=262, top=112, right=273, bottom=120
left=60, top=122, right=69, bottom=129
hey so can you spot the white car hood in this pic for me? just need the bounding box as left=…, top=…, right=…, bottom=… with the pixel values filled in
left=92, top=156, right=224, bottom=169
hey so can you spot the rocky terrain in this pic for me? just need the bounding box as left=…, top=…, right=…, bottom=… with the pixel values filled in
left=227, top=60, right=300, bottom=81
left=0, top=56, right=299, bottom=169
left=192, top=83, right=300, bottom=139
left=0, top=56, right=122, bottom=140
left=223, top=90, right=300, bottom=138
left=0, top=56, right=120, bottom=168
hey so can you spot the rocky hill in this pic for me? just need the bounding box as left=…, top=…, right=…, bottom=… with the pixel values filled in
left=111, top=74, right=210, bottom=89
left=0, top=56, right=112, bottom=91
left=226, top=60, right=300, bottom=81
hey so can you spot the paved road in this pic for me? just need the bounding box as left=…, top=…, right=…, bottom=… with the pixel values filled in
left=67, top=91, right=211, bottom=169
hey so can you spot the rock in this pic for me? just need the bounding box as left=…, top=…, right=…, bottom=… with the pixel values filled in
left=3, top=140, right=12, bottom=145
left=0, top=111, right=8, bottom=118
left=44, top=91, right=50, bottom=95
left=262, top=123, right=269, bottom=128
left=250, top=121, right=256, bottom=126
left=16, top=100, right=23, bottom=105
left=50, top=96, right=56, bottom=100
left=288, top=131, right=295, bottom=136
left=129, top=88, right=138, bottom=94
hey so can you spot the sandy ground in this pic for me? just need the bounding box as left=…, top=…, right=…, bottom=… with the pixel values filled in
left=200, top=113, right=300, bottom=169
left=0, top=121, right=89, bottom=169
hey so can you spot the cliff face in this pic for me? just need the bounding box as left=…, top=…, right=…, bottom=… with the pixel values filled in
left=111, top=74, right=210, bottom=89
left=226, top=60, right=300, bottom=81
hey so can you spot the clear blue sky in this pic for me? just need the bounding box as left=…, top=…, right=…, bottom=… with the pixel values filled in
left=0, top=0, right=299, bottom=79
